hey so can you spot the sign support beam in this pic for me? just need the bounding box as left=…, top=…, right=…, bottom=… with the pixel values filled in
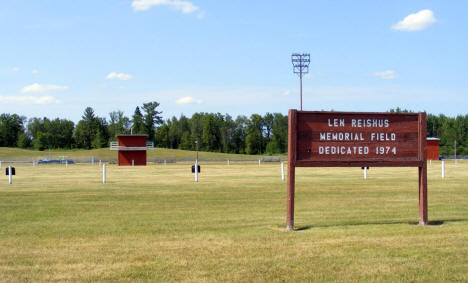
left=287, top=110, right=297, bottom=230
left=418, top=112, right=428, bottom=225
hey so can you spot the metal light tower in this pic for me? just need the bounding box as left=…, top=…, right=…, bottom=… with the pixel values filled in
left=291, top=53, right=310, bottom=110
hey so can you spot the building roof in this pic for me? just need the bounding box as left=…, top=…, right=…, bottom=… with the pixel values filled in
left=116, top=134, right=148, bottom=137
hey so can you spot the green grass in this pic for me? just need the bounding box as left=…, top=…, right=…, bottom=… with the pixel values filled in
left=0, top=147, right=281, bottom=162
left=0, top=160, right=467, bottom=282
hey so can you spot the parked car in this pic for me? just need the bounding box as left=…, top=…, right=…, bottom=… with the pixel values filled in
left=37, top=159, right=75, bottom=164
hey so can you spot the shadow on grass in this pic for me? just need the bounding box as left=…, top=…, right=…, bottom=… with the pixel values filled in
left=290, top=219, right=468, bottom=231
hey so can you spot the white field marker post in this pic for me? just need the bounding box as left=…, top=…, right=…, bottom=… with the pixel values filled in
left=66, top=160, right=68, bottom=168
left=132, top=160, right=134, bottom=167
left=102, top=163, right=106, bottom=184
left=195, top=160, right=199, bottom=182
left=281, top=162, right=285, bottom=181
left=258, top=159, right=261, bottom=167
left=363, top=167, right=367, bottom=180
left=99, top=160, right=102, bottom=167
left=91, top=156, right=94, bottom=165
left=227, top=159, right=230, bottom=166
left=164, top=160, right=166, bottom=166
left=430, top=160, right=432, bottom=165
left=8, top=166, right=12, bottom=184
left=454, top=140, right=457, bottom=164
left=442, top=160, right=445, bottom=178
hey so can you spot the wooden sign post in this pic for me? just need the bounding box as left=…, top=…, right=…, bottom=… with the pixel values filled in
left=287, top=110, right=427, bottom=230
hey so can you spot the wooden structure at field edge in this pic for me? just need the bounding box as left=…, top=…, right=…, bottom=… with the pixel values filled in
left=110, top=135, right=154, bottom=166
left=426, top=137, right=440, bottom=160
left=287, top=110, right=428, bottom=230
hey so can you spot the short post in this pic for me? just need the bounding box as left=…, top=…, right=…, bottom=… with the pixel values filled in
left=102, top=163, right=106, bottom=184
left=281, top=162, right=285, bottom=181
left=363, top=167, right=367, bottom=180
left=195, top=140, right=199, bottom=182
left=91, top=156, right=95, bottom=165
left=454, top=140, right=457, bottom=164
left=258, top=159, right=261, bottom=167
left=429, top=160, right=432, bottom=165
left=0, top=161, right=2, bottom=168
left=164, top=160, right=166, bottom=166
left=66, top=160, right=68, bottom=168
left=227, top=159, right=230, bottom=166
left=132, top=160, right=134, bottom=167
left=8, top=166, right=12, bottom=184
left=99, top=160, right=102, bottom=167
left=442, top=160, right=445, bottom=178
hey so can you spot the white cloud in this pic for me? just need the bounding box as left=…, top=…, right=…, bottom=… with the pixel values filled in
left=106, top=72, right=133, bottom=81
left=0, top=95, right=60, bottom=105
left=282, top=90, right=291, bottom=96
left=175, top=96, right=203, bottom=104
left=21, top=83, right=69, bottom=93
left=12, top=67, right=20, bottom=72
left=392, top=9, right=436, bottom=31
left=132, top=0, right=202, bottom=17
left=32, top=69, right=39, bottom=74
left=373, top=70, right=398, bottom=80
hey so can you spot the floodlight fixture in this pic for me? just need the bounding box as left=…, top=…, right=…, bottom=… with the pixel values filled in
left=291, top=53, right=310, bottom=110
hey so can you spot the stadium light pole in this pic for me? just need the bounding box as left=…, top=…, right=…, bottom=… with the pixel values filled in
left=291, top=53, right=310, bottom=111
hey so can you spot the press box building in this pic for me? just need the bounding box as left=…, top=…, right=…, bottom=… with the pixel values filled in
left=426, top=137, right=440, bottom=160
left=110, top=135, right=154, bottom=166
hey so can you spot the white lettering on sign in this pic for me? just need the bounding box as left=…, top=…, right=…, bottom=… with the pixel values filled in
left=351, top=119, right=389, bottom=128
left=328, top=119, right=345, bottom=127
left=370, top=132, right=396, bottom=141
left=320, top=132, right=365, bottom=141
left=315, top=117, right=398, bottom=156
left=318, top=146, right=370, bottom=155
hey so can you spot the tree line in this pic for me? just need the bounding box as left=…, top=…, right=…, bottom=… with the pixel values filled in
left=0, top=104, right=467, bottom=156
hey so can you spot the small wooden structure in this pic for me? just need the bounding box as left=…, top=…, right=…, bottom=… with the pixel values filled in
left=426, top=137, right=440, bottom=160
left=110, top=135, right=154, bottom=166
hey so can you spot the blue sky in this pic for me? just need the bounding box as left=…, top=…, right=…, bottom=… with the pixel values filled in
left=0, top=0, right=467, bottom=122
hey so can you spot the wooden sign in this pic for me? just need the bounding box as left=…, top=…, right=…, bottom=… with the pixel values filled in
left=287, top=110, right=427, bottom=230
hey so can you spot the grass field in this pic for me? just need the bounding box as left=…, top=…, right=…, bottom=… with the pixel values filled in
left=0, top=147, right=277, bottom=162
left=0, top=159, right=467, bottom=282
